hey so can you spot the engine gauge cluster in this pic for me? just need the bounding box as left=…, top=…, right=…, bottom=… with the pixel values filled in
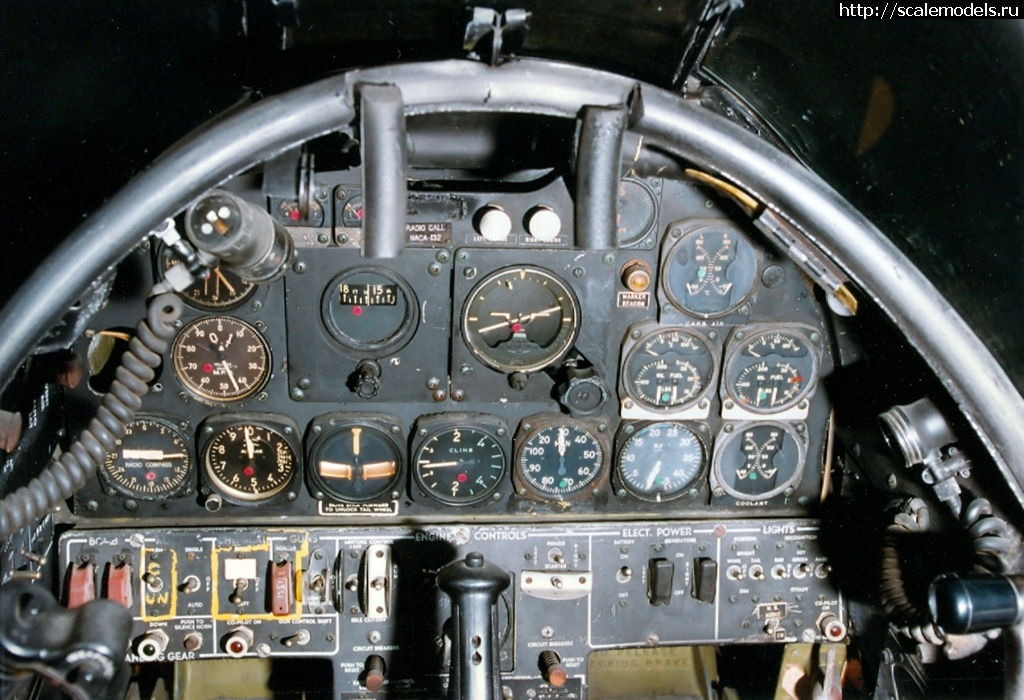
left=620, top=325, right=718, bottom=419
left=721, top=327, right=820, bottom=420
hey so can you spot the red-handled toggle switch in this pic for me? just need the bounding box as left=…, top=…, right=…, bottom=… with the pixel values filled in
left=105, top=562, right=134, bottom=609
left=67, top=563, right=97, bottom=608
left=271, top=559, right=293, bottom=616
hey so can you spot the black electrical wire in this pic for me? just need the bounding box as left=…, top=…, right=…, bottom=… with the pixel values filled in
left=0, top=292, right=181, bottom=539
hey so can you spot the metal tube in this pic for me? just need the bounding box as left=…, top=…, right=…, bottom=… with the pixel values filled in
left=360, top=83, right=408, bottom=259
left=575, top=104, right=627, bottom=250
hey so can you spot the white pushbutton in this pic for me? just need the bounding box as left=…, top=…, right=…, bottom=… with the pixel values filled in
left=527, top=207, right=561, bottom=242
left=477, top=206, right=512, bottom=241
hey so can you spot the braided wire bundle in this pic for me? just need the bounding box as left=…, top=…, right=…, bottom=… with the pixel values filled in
left=880, top=494, right=1013, bottom=646
left=0, top=293, right=181, bottom=539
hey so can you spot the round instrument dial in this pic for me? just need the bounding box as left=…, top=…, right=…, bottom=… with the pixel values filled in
left=101, top=417, right=191, bottom=499
left=462, top=266, right=579, bottom=373
left=712, top=422, right=805, bottom=500
left=161, top=249, right=256, bottom=311
left=308, top=423, right=403, bottom=503
left=623, top=328, right=716, bottom=411
left=515, top=420, right=605, bottom=500
left=414, top=427, right=506, bottom=506
left=276, top=199, right=325, bottom=227
left=340, top=195, right=364, bottom=227
left=321, top=268, right=417, bottom=353
left=617, top=422, right=705, bottom=502
left=203, top=423, right=296, bottom=503
left=172, top=316, right=270, bottom=402
left=724, top=328, right=818, bottom=414
left=616, top=179, right=658, bottom=247
left=662, top=225, right=759, bottom=318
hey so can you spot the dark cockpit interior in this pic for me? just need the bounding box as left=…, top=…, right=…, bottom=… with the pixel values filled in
left=1, top=3, right=1023, bottom=699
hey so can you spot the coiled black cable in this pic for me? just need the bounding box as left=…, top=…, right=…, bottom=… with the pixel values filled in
left=881, top=495, right=1013, bottom=646
left=0, top=292, right=181, bottom=539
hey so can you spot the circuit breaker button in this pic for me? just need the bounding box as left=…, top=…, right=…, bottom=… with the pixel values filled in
left=647, top=558, right=674, bottom=606
left=67, top=563, right=97, bottom=608
left=271, top=560, right=293, bottom=616
left=692, top=557, right=718, bottom=604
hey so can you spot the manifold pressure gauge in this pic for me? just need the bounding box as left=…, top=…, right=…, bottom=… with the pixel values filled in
left=412, top=416, right=508, bottom=506
left=513, top=415, right=608, bottom=502
left=712, top=421, right=805, bottom=501
left=722, top=327, right=819, bottom=418
left=172, top=316, right=270, bottom=403
left=202, top=420, right=297, bottom=504
left=462, top=266, right=580, bottom=373
left=621, top=326, right=717, bottom=417
left=100, top=416, right=191, bottom=499
left=616, top=421, right=706, bottom=503
left=307, top=416, right=404, bottom=503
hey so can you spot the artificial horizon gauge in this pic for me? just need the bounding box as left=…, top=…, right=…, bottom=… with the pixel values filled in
left=722, top=327, right=819, bottom=418
left=413, top=425, right=507, bottom=506
left=462, top=266, right=580, bottom=373
left=616, top=421, right=706, bottom=502
left=100, top=416, right=191, bottom=499
left=160, top=247, right=256, bottom=311
left=321, top=267, right=417, bottom=353
left=712, top=421, right=805, bottom=501
left=172, top=316, right=270, bottom=402
left=202, top=422, right=297, bottom=503
left=661, top=223, right=759, bottom=318
left=514, top=415, right=608, bottom=501
left=616, top=178, right=658, bottom=247
left=307, top=419, right=404, bottom=503
left=621, top=327, right=716, bottom=415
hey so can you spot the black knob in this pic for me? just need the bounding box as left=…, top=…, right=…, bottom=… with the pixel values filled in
left=353, top=359, right=382, bottom=399
left=929, top=573, right=1024, bottom=633
left=436, top=552, right=511, bottom=700
left=557, top=365, right=607, bottom=416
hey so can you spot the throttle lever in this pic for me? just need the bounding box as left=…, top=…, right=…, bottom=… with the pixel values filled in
left=437, top=552, right=511, bottom=700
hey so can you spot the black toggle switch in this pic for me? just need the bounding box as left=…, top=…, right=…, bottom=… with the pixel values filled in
left=647, top=558, right=674, bottom=606
left=692, top=557, right=718, bottom=604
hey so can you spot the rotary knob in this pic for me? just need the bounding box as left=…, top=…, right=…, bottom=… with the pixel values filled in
left=476, top=206, right=512, bottom=242
left=526, top=207, right=562, bottom=242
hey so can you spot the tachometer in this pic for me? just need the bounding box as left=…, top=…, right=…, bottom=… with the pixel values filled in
left=172, top=316, right=270, bottom=402
left=616, top=421, right=706, bottom=502
left=513, top=416, right=607, bottom=501
left=462, top=266, right=579, bottom=373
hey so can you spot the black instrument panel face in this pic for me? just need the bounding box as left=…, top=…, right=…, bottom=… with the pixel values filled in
left=71, top=173, right=833, bottom=522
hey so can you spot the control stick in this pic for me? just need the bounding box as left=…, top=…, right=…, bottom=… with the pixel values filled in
left=436, top=552, right=511, bottom=700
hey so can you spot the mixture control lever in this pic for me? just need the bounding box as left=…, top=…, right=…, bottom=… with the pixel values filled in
left=436, top=552, right=511, bottom=700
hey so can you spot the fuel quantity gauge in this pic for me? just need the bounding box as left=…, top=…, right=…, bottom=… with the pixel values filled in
left=100, top=416, right=192, bottom=499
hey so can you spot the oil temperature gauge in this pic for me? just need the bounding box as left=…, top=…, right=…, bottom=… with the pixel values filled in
left=202, top=421, right=297, bottom=504
left=712, top=422, right=805, bottom=501
left=100, top=416, right=191, bottom=499
left=307, top=417, right=404, bottom=503
left=616, top=421, right=706, bottom=503
left=621, top=327, right=716, bottom=415
left=722, top=327, right=819, bottom=417
left=513, top=415, right=608, bottom=501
